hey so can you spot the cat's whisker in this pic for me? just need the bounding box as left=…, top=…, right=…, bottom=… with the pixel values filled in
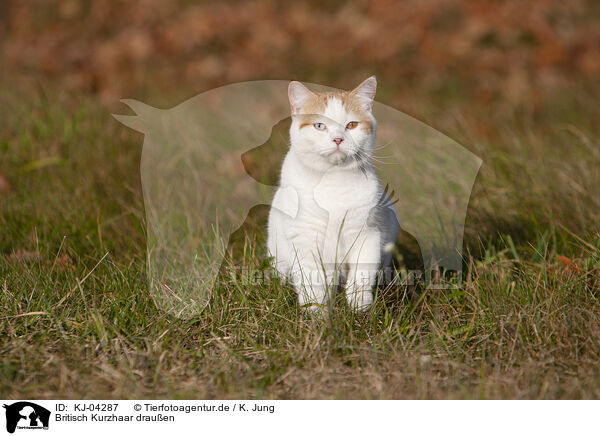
left=362, top=152, right=396, bottom=166
left=352, top=149, right=394, bottom=166
left=372, top=140, right=395, bottom=151
left=370, top=159, right=394, bottom=164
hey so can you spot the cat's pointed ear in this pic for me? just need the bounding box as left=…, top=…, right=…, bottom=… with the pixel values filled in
left=351, top=76, right=377, bottom=111
left=288, top=81, right=315, bottom=114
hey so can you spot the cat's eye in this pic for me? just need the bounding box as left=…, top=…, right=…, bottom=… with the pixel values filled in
left=346, top=121, right=359, bottom=130
left=313, top=122, right=326, bottom=131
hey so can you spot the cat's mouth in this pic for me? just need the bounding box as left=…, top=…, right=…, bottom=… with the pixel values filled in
left=325, top=149, right=348, bottom=164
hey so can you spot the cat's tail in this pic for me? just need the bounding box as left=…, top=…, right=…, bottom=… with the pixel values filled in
left=379, top=183, right=399, bottom=208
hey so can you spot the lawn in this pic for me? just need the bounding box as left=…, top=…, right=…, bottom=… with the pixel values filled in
left=1, top=76, right=599, bottom=399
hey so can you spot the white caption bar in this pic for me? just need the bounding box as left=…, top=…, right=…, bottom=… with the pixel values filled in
left=0, top=400, right=597, bottom=435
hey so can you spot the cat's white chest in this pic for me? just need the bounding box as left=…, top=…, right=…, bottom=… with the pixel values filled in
left=270, top=165, right=379, bottom=261
left=313, top=169, right=377, bottom=220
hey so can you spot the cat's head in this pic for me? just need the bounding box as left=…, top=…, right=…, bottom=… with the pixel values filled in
left=287, top=76, right=377, bottom=172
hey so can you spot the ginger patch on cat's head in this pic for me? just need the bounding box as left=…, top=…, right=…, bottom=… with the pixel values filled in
left=288, top=76, right=377, bottom=121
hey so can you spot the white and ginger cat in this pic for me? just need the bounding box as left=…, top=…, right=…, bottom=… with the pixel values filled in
left=267, top=76, right=399, bottom=312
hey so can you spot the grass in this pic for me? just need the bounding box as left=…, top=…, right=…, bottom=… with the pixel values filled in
left=1, top=76, right=600, bottom=399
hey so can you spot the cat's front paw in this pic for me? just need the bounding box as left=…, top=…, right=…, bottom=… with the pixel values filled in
left=346, top=289, right=373, bottom=312
left=300, top=301, right=329, bottom=316
left=297, top=286, right=329, bottom=316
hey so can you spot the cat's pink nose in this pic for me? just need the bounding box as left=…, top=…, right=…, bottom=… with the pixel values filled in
left=333, top=137, right=344, bottom=146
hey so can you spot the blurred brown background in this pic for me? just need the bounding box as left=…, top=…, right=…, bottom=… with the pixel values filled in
left=1, top=0, right=599, bottom=106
